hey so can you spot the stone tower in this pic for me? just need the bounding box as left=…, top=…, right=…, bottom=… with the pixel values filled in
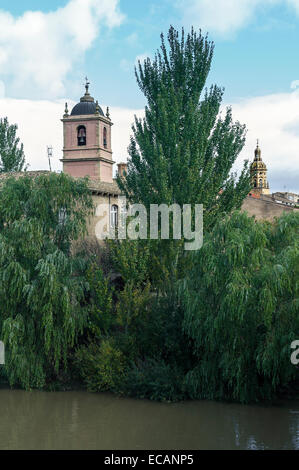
left=61, top=79, right=114, bottom=182
left=250, top=141, right=270, bottom=195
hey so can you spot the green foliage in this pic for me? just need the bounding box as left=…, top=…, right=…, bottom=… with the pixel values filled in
left=78, top=239, right=193, bottom=401
left=0, top=117, right=27, bottom=173
left=0, top=25, right=294, bottom=408
left=122, top=359, right=186, bottom=402
left=116, top=26, right=251, bottom=289
left=181, top=211, right=299, bottom=403
left=117, top=26, right=251, bottom=230
left=75, top=211, right=298, bottom=403
left=75, top=339, right=126, bottom=392
left=108, top=238, right=151, bottom=286
left=85, top=263, right=114, bottom=337
left=116, top=282, right=151, bottom=333
left=76, top=26, right=297, bottom=404
left=0, top=172, right=94, bottom=389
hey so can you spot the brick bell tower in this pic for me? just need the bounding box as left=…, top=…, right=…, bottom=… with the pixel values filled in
left=61, top=78, right=114, bottom=182
left=250, top=140, right=270, bottom=195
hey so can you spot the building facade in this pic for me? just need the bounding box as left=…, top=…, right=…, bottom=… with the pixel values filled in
left=61, top=79, right=114, bottom=183
left=242, top=141, right=298, bottom=220
left=61, top=81, right=126, bottom=240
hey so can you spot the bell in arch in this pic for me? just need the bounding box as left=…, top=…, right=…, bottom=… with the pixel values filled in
left=77, top=126, right=86, bottom=146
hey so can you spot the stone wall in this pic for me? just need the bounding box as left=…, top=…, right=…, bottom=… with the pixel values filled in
left=86, top=193, right=120, bottom=241
left=241, top=195, right=297, bottom=221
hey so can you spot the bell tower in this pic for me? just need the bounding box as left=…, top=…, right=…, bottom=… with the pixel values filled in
left=61, top=79, right=114, bottom=182
left=250, top=140, right=270, bottom=195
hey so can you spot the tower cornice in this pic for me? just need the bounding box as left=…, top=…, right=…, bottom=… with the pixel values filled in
left=61, top=115, right=113, bottom=126
left=60, top=156, right=115, bottom=164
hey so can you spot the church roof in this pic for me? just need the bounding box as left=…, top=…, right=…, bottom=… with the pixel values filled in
left=0, top=170, right=51, bottom=183
left=250, top=141, right=267, bottom=170
left=250, top=160, right=266, bottom=170
left=71, top=101, right=101, bottom=116
left=70, top=79, right=104, bottom=116
left=0, top=171, right=121, bottom=196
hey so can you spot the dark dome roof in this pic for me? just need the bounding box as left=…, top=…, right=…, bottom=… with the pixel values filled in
left=70, top=81, right=104, bottom=116
left=71, top=101, right=104, bottom=116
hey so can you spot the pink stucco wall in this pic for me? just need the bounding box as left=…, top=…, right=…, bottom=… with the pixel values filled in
left=64, top=120, right=98, bottom=150
left=64, top=160, right=101, bottom=180
left=100, top=162, right=113, bottom=183
left=62, top=114, right=113, bottom=183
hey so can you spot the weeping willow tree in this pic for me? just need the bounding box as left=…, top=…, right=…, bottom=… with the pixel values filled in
left=0, top=172, right=94, bottom=389
left=181, top=211, right=299, bottom=403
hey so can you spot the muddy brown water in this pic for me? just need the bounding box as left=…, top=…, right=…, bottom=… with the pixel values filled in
left=0, top=389, right=298, bottom=450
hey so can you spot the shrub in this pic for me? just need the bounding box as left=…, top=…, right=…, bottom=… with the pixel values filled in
left=75, top=339, right=126, bottom=392
left=122, top=359, right=186, bottom=402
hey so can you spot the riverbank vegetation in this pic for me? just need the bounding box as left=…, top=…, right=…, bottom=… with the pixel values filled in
left=73, top=210, right=299, bottom=403
left=0, top=26, right=298, bottom=402
left=0, top=172, right=93, bottom=389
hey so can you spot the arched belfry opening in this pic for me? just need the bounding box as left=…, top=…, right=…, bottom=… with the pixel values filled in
left=103, top=127, right=107, bottom=149
left=77, top=125, right=86, bottom=146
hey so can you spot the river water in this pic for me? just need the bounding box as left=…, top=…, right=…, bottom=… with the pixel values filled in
left=0, top=389, right=298, bottom=450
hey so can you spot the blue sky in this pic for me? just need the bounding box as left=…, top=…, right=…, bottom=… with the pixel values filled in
left=1, top=0, right=299, bottom=105
left=0, top=0, right=298, bottom=192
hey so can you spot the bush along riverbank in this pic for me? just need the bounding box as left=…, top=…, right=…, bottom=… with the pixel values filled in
left=71, top=210, right=299, bottom=403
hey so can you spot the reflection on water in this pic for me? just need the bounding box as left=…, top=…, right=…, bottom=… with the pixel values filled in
left=0, top=390, right=298, bottom=450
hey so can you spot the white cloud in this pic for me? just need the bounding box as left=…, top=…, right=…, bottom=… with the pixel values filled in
left=1, top=89, right=298, bottom=194
left=0, top=81, right=5, bottom=99
left=0, top=98, right=69, bottom=172
left=0, top=98, right=143, bottom=174
left=0, top=0, right=124, bottom=98
left=120, top=59, right=131, bottom=72
left=175, top=0, right=275, bottom=36
left=230, top=89, right=299, bottom=193
left=126, top=32, right=138, bottom=46
left=110, top=106, right=144, bottom=165
left=120, top=53, right=151, bottom=74
left=175, top=0, right=299, bottom=37
left=287, top=0, right=299, bottom=13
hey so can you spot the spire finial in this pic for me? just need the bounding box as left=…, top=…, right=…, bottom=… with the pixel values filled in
left=80, top=77, right=94, bottom=103
left=84, top=76, right=90, bottom=95
left=64, top=102, right=69, bottom=118
left=106, top=106, right=110, bottom=119
left=254, top=139, right=262, bottom=160
left=95, top=100, right=100, bottom=115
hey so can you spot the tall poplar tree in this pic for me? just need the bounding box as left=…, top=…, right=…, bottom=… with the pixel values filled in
left=118, top=26, right=251, bottom=229
left=0, top=117, right=27, bottom=173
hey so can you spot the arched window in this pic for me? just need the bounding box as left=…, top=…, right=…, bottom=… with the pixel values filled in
left=110, top=205, right=118, bottom=228
left=58, top=208, right=67, bottom=226
left=77, top=126, right=86, bottom=146
left=103, top=127, right=107, bottom=148
left=259, top=179, right=263, bottom=188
